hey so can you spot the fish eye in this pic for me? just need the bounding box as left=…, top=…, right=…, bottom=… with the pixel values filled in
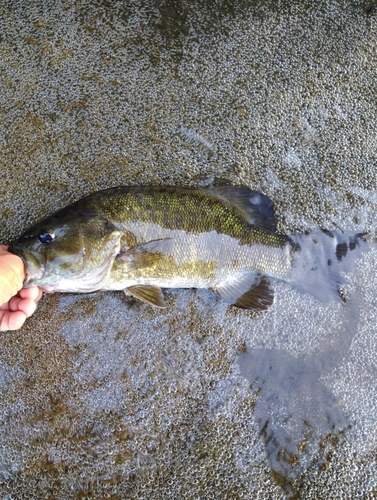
left=38, top=231, right=55, bottom=244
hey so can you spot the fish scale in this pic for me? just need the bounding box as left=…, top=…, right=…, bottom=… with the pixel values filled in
left=9, top=185, right=367, bottom=312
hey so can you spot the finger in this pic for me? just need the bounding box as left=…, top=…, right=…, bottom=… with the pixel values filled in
left=20, top=297, right=38, bottom=318
left=19, top=287, right=43, bottom=302
left=0, top=310, right=27, bottom=331
left=0, top=301, right=10, bottom=311
left=8, top=296, right=38, bottom=318
left=36, top=288, right=43, bottom=302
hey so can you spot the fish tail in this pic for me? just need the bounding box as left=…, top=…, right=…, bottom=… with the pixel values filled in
left=288, top=229, right=367, bottom=302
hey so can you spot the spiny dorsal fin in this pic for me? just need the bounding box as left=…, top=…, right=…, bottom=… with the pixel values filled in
left=124, top=285, right=166, bottom=308
left=204, top=186, right=276, bottom=231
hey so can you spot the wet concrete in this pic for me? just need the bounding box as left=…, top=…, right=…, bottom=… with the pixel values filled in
left=1, top=0, right=377, bottom=498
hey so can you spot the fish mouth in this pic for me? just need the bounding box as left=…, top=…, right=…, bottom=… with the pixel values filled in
left=8, top=243, right=45, bottom=286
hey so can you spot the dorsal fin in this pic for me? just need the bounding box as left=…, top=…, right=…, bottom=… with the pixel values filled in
left=204, top=186, right=276, bottom=231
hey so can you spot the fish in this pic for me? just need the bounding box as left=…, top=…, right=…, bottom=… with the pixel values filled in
left=8, top=185, right=367, bottom=311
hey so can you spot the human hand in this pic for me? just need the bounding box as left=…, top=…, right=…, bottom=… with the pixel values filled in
left=0, top=245, right=42, bottom=331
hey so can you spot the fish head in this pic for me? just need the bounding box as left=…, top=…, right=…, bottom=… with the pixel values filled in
left=9, top=210, right=122, bottom=292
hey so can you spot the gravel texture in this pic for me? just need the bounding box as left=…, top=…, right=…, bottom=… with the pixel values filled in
left=1, top=0, right=377, bottom=498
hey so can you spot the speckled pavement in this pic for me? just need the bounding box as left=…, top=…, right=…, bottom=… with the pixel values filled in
left=1, top=1, right=377, bottom=498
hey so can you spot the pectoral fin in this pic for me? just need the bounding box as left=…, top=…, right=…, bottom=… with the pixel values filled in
left=116, top=238, right=173, bottom=268
left=124, top=285, right=166, bottom=308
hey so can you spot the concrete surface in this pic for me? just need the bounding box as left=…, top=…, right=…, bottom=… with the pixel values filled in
left=1, top=0, right=377, bottom=498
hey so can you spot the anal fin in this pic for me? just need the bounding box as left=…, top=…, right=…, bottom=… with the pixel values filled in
left=124, top=285, right=166, bottom=308
left=234, top=277, right=274, bottom=311
left=212, top=274, right=274, bottom=311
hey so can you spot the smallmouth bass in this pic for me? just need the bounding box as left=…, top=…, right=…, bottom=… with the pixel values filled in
left=9, top=185, right=366, bottom=311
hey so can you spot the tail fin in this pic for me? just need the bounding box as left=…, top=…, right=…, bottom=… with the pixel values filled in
left=289, top=229, right=367, bottom=302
